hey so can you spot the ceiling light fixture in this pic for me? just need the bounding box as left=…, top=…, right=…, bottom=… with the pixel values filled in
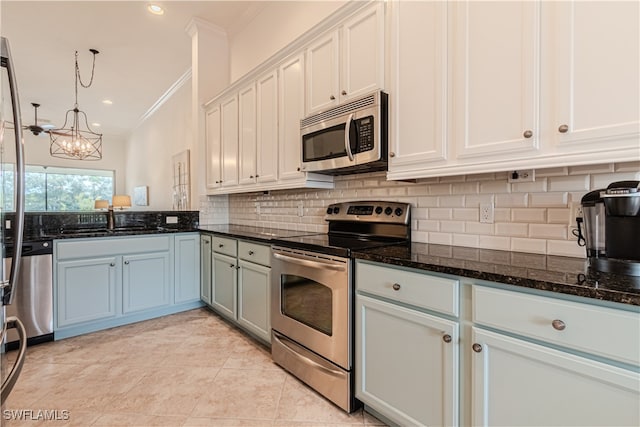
left=102, top=99, right=113, bottom=105
left=49, top=49, right=103, bottom=161
left=147, top=4, right=164, bottom=15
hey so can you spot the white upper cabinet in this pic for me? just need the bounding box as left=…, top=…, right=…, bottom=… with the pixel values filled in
left=238, top=83, right=257, bottom=186
left=204, top=105, right=221, bottom=190
left=279, top=53, right=306, bottom=182
left=221, top=94, right=239, bottom=188
left=256, top=70, right=279, bottom=184
left=547, top=1, right=639, bottom=157
left=387, top=0, right=448, bottom=179
left=450, top=1, right=541, bottom=161
left=305, top=3, right=385, bottom=115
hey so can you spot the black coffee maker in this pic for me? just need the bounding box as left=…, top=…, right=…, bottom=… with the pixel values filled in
left=580, top=180, right=640, bottom=276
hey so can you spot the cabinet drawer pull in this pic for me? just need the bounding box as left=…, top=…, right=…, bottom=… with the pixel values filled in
left=443, top=334, right=452, bottom=343
left=219, top=244, right=224, bottom=248
left=110, top=262, right=115, bottom=267
left=558, top=124, right=569, bottom=133
left=389, top=152, right=395, bottom=158
left=330, top=95, right=335, bottom=100
left=392, top=283, right=401, bottom=291
left=248, top=250, right=254, bottom=255
left=249, top=175, right=254, bottom=179
left=124, top=261, right=129, bottom=265
left=297, top=167, right=301, bottom=171
left=523, top=130, right=533, bottom=138
left=204, top=241, right=209, bottom=245
left=551, top=319, right=566, bottom=331
left=472, top=343, right=482, bottom=353
left=341, top=90, right=347, bottom=96
left=230, top=264, right=235, bottom=268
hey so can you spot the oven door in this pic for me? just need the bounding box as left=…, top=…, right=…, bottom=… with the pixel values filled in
left=271, top=246, right=351, bottom=370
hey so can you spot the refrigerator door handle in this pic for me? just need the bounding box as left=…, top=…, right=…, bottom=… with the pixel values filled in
left=1, top=316, right=27, bottom=402
left=1, top=37, right=26, bottom=307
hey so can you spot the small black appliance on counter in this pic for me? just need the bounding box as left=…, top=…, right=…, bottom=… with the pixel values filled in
left=580, top=180, right=640, bottom=276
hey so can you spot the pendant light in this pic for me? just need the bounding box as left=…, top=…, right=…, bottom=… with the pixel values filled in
left=49, top=49, right=103, bottom=160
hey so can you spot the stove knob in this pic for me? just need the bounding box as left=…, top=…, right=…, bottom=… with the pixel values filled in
left=333, top=206, right=340, bottom=214
left=375, top=206, right=383, bottom=215
left=394, top=208, right=403, bottom=217
left=326, top=207, right=333, bottom=215
left=384, top=207, right=393, bottom=216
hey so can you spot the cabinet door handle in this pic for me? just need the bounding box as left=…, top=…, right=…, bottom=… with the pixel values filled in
left=219, top=244, right=224, bottom=248
left=551, top=319, right=566, bottom=331
left=392, top=283, right=401, bottom=291
left=255, top=174, right=259, bottom=178
left=249, top=175, right=254, bottom=179
left=558, top=124, right=569, bottom=133
left=297, top=167, right=301, bottom=171
left=389, top=152, right=396, bottom=158
left=472, top=343, right=482, bottom=353
left=229, top=264, right=235, bottom=268
left=330, top=95, right=335, bottom=100
left=124, top=261, right=129, bottom=265
left=248, top=251, right=254, bottom=255
left=110, top=262, right=115, bottom=267
left=341, top=90, right=347, bottom=96
left=204, top=241, right=209, bottom=245
left=443, top=334, right=452, bottom=343
left=523, top=130, right=533, bottom=138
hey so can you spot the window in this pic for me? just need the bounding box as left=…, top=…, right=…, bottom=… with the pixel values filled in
left=1, top=165, right=114, bottom=212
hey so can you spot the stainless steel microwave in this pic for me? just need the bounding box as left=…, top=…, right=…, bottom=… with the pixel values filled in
left=300, top=90, right=388, bottom=175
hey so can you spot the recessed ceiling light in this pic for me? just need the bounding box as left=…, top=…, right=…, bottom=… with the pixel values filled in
left=102, top=99, right=113, bottom=105
left=92, top=123, right=101, bottom=127
left=147, top=4, right=164, bottom=15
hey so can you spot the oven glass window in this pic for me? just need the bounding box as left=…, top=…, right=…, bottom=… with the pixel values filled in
left=281, top=274, right=332, bottom=336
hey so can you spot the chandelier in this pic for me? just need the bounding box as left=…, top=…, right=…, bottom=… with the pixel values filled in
left=49, top=49, right=102, bottom=160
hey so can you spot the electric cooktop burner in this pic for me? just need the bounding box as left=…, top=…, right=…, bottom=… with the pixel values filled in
left=271, top=201, right=411, bottom=258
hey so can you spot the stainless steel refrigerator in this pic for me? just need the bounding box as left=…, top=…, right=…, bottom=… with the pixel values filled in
left=1, top=36, right=27, bottom=403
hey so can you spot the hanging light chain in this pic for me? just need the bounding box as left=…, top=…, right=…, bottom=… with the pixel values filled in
left=74, top=49, right=99, bottom=108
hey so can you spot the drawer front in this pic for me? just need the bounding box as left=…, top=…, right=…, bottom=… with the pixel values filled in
left=473, top=285, right=640, bottom=366
left=212, top=236, right=237, bottom=257
left=356, top=261, right=459, bottom=317
left=238, top=240, right=271, bottom=267
left=56, top=235, right=170, bottom=260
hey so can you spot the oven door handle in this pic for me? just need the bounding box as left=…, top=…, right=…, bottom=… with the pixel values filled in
left=273, top=252, right=346, bottom=272
left=272, top=331, right=345, bottom=379
left=344, top=113, right=355, bottom=162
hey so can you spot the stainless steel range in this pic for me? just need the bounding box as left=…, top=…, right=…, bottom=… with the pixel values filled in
left=270, top=201, right=411, bottom=412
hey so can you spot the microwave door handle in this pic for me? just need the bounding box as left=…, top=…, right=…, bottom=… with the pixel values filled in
left=344, top=113, right=354, bottom=162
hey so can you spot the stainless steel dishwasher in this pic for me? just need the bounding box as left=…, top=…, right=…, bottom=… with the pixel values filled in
left=3, top=240, right=53, bottom=349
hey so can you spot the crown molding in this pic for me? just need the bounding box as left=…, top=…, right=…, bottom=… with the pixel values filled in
left=135, top=68, right=192, bottom=130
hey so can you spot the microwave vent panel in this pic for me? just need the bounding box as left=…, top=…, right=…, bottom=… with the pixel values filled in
left=301, top=93, right=376, bottom=128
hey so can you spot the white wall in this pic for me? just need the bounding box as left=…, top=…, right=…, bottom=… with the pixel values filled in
left=125, top=76, right=193, bottom=210
left=229, top=0, right=346, bottom=81
left=22, top=132, right=128, bottom=194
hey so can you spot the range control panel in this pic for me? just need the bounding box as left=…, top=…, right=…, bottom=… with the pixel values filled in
left=325, top=201, right=410, bottom=225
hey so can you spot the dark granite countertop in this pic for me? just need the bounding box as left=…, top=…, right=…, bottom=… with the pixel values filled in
left=354, top=243, right=640, bottom=307
left=39, top=227, right=200, bottom=240
left=198, top=224, right=317, bottom=243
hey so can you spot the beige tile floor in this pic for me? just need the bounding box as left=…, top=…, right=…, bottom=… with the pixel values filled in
left=1, top=308, right=386, bottom=427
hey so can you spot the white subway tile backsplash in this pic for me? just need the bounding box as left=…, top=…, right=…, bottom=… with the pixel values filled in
left=428, top=232, right=453, bottom=245
left=511, top=238, right=546, bottom=254
left=547, top=240, right=585, bottom=258
left=547, top=208, right=570, bottom=224
left=438, top=195, right=465, bottom=208
left=529, top=192, right=568, bottom=207
left=548, top=175, right=590, bottom=192
left=495, top=223, right=528, bottom=237
left=495, top=193, right=528, bottom=208
left=614, top=161, right=640, bottom=172
left=205, top=162, right=635, bottom=259
left=453, top=208, right=479, bottom=221
left=529, top=224, right=567, bottom=240
left=511, top=208, right=546, bottom=223
left=592, top=171, right=640, bottom=189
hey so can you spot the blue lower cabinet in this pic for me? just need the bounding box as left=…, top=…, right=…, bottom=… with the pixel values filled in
left=56, top=256, right=118, bottom=328
left=54, top=234, right=203, bottom=339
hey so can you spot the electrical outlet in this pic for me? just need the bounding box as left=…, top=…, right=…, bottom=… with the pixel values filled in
left=508, top=169, right=535, bottom=183
left=569, top=202, right=583, bottom=226
left=297, top=201, right=304, bottom=217
left=5, top=220, right=10, bottom=230
left=166, top=216, right=178, bottom=224
left=480, top=202, right=494, bottom=224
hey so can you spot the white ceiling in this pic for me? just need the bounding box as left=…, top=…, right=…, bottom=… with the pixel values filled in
left=1, top=1, right=266, bottom=140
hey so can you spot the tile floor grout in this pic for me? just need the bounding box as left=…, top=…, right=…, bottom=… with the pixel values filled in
left=1, top=308, right=386, bottom=427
